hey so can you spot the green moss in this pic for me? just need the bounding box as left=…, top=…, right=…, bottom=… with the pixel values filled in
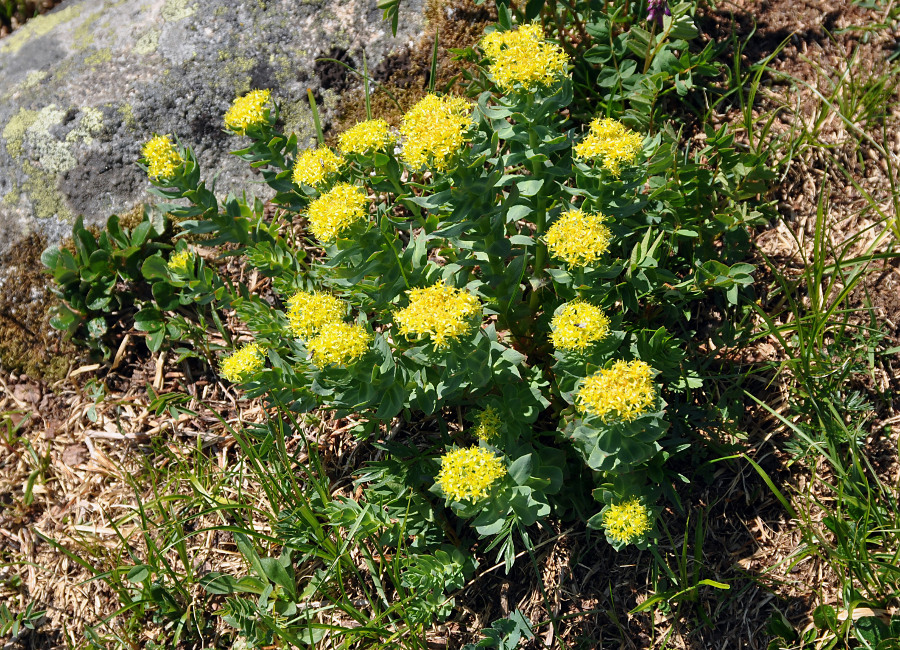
left=2, top=108, right=39, bottom=160
left=162, top=0, right=197, bottom=22
left=85, top=47, right=112, bottom=66
left=22, top=161, right=73, bottom=221
left=0, top=233, right=75, bottom=381
left=133, top=28, right=160, bottom=56
left=117, top=203, right=146, bottom=231
left=0, top=4, right=84, bottom=55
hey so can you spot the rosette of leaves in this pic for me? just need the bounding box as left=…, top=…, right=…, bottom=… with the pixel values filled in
left=139, top=243, right=232, bottom=358
left=435, top=443, right=566, bottom=570
left=42, top=210, right=170, bottom=357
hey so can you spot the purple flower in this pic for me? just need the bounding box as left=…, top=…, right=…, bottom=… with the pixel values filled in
left=647, top=0, right=671, bottom=26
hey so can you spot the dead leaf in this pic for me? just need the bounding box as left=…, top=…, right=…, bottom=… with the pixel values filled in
left=61, top=444, right=89, bottom=467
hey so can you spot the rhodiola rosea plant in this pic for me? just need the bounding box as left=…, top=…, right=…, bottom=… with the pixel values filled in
left=47, top=4, right=766, bottom=573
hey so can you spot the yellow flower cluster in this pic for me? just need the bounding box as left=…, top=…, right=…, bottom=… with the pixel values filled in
left=220, top=342, right=265, bottom=383
left=481, top=24, right=569, bottom=92
left=577, top=360, right=656, bottom=423
left=338, top=119, right=395, bottom=156
left=550, top=301, right=610, bottom=351
left=286, top=290, right=344, bottom=339
left=167, top=249, right=192, bottom=274
left=400, top=94, right=472, bottom=172
left=394, top=282, right=481, bottom=347
left=602, top=498, right=652, bottom=545
left=306, top=183, right=368, bottom=242
left=307, top=322, right=370, bottom=366
left=224, top=89, right=271, bottom=133
left=436, top=447, right=506, bottom=502
left=141, top=135, right=182, bottom=179
left=573, top=118, right=643, bottom=177
left=544, top=209, right=612, bottom=267
left=292, top=146, right=344, bottom=188
left=473, top=406, right=502, bottom=441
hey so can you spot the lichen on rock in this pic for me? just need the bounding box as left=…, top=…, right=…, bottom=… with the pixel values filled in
left=0, top=0, right=425, bottom=261
left=133, top=29, right=160, bottom=56
left=161, top=0, right=197, bottom=22
left=2, top=107, right=39, bottom=159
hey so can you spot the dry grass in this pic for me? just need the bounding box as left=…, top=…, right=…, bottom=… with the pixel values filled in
left=2, top=0, right=900, bottom=648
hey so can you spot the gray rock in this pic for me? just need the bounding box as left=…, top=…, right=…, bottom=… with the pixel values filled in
left=0, top=0, right=424, bottom=255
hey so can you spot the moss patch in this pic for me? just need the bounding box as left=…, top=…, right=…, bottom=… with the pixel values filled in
left=116, top=203, right=147, bottom=232
left=0, top=234, right=74, bottom=381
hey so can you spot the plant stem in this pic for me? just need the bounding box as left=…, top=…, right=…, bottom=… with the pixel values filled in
left=642, top=21, right=658, bottom=74
left=380, top=211, right=411, bottom=289
left=307, top=88, right=325, bottom=147
left=527, top=106, right=548, bottom=312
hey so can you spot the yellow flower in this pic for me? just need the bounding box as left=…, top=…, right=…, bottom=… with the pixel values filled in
left=167, top=249, right=192, bottom=274
left=141, top=134, right=182, bottom=180
left=436, top=447, right=506, bottom=502
left=577, top=360, right=656, bottom=423
left=400, top=94, right=472, bottom=172
left=220, top=342, right=265, bottom=383
left=286, top=290, right=344, bottom=339
left=602, top=498, right=652, bottom=545
left=307, top=322, right=370, bottom=366
left=292, top=146, right=344, bottom=188
left=394, top=281, right=481, bottom=347
left=544, top=209, right=612, bottom=267
left=550, top=301, right=610, bottom=351
left=338, top=119, right=395, bottom=156
left=481, top=24, right=569, bottom=92
left=573, top=118, right=643, bottom=177
left=224, top=89, right=271, bottom=133
left=306, top=183, right=368, bottom=242
left=473, top=406, right=502, bottom=441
